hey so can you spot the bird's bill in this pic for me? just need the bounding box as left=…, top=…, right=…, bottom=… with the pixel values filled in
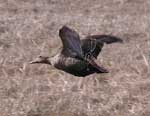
left=30, top=56, right=51, bottom=65
left=29, top=57, right=43, bottom=64
left=30, top=60, right=40, bottom=64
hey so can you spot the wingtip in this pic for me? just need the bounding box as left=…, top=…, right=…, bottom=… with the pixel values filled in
left=60, top=25, right=69, bottom=31
left=117, top=38, right=124, bottom=43
left=111, top=36, right=123, bottom=43
left=109, top=36, right=124, bottom=44
left=59, top=25, right=70, bottom=36
left=99, top=67, right=109, bottom=73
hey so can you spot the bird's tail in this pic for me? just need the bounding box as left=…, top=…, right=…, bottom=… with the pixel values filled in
left=86, top=57, right=109, bottom=73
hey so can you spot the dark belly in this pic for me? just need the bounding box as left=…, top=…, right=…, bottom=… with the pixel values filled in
left=54, top=58, right=99, bottom=77
left=65, top=66, right=99, bottom=77
left=54, top=58, right=98, bottom=77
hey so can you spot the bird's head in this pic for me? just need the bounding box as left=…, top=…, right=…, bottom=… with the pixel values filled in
left=30, top=56, right=51, bottom=65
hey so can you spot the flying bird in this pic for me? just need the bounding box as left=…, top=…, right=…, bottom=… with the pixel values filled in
left=30, top=26, right=123, bottom=77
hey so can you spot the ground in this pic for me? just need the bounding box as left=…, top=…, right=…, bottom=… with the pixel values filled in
left=0, top=0, right=150, bottom=116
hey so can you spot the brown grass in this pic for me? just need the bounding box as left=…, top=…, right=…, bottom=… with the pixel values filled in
left=0, top=0, right=150, bottom=116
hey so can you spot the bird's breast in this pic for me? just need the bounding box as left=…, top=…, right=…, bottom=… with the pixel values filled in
left=54, top=56, right=87, bottom=72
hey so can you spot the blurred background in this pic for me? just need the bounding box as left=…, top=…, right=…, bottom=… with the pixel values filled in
left=0, top=0, right=150, bottom=116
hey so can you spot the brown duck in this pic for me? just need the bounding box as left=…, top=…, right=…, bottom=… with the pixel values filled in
left=30, top=26, right=123, bottom=77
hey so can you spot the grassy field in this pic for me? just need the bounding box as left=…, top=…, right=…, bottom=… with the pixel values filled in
left=0, top=0, right=150, bottom=116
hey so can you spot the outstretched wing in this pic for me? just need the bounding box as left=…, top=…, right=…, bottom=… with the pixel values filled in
left=81, top=35, right=123, bottom=58
left=59, top=26, right=84, bottom=60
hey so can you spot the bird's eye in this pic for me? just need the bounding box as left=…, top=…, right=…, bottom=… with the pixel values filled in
left=39, top=56, right=42, bottom=58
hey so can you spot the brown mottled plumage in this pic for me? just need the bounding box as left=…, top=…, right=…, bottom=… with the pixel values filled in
left=30, top=26, right=123, bottom=77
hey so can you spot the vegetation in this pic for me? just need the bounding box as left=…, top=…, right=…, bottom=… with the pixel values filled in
left=0, top=0, right=149, bottom=116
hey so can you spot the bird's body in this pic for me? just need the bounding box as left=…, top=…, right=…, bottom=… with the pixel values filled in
left=30, top=26, right=123, bottom=77
left=50, top=53, right=82, bottom=70
left=48, top=53, right=91, bottom=76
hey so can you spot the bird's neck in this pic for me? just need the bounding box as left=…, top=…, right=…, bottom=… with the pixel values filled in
left=49, top=53, right=61, bottom=66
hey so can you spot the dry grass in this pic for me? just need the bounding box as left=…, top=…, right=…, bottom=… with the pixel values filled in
left=0, top=0, right=150, bottom=116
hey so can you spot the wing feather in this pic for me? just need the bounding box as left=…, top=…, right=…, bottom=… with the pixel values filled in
left=59, top=26, right=84, bottom=60
left=81, top=35, right=123, bottom=58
